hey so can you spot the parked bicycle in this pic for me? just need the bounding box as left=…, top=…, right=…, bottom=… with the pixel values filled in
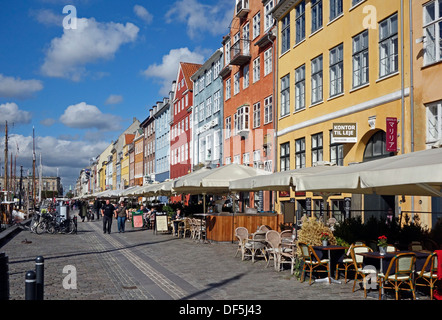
left=35, top=212, right=54, bottom=234
left=47, top=216, right=77, bottom=234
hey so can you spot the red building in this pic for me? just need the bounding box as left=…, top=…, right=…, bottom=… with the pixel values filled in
left=220, top=0, right=277, bottom=211
left=170, top=62, right=202, bottom=180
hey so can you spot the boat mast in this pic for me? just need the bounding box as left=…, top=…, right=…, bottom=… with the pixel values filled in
left=32, top=126, right=36, bottom=207
left=4, top=121, right=8, bottom=201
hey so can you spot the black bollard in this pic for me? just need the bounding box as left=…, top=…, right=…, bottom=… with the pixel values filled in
left=25, top=270, right=36, bottom=300
left=0, top=252, right=9, bottom=300
left=35, top=256, right=44, bottom=300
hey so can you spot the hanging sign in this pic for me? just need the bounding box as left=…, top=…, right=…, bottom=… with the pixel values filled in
left=331, top=123, right=357, bottom=143
left=386, top=117, right=397, bottom=152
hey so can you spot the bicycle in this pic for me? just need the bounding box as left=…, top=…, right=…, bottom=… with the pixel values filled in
left=47, top=216, right=77, bottom=234
left=35, top=212, right=54, bottom=234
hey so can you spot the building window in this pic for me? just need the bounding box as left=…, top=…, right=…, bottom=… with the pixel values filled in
left=311, top=0, right=323, bottom=34
left=281, top=13, right=290, bottom=54
left=264, top=95, right=273, bottom=124
left=427, top=100, right=442, bottom=144
left=206, top=96, right=212, bottom=118
left=423, top=0, right=442, bottom=65
left=225, top=116, right=231, bottom=139
left=295, top=1, right=306, bottom=44
left=234, top=72, right=240, bottom=95
left=295, top=64, right=305, bottom=111
left=213, top=90, right=221, bottom=113
left=225, top=39, right=231, bottom=65
left=253, top=57, right=260, bottom=83
left=199, top=102, right=205, bottom=122
left=206, top=68, right=212, bottom=86
left=264, top=0, right=275, bottom=31
left=280, top=142, right=290, bottom=171
left=253, top=12, right=261, bottom=39
left=225, top=78, right=231, bottom=100
left=235, top=105, right=249, bottom=134
left=329, top=0, right=343, bottom=21
left=379, top=13, right=398, bottom=77
left=352, top=30, right=369, bottom=88
left=280, top=74, right=290, bottom=117
left=312, top=133, right=323, bottom=166
left=234, top=154, right=241, bottom=164
left=295, top=138, right=306, bottom=169
left=329, top=43, right=343, bottom=97
left=311, top=55, right=323, bottom=104
left=242, top=22, right=250, bottom=56
left=243, top=65, right=250, bottom=89
left=225, top=157, right=231, bottom=165
left=213, top=130, right=220, bottom=160
left=253, top=102, right=261, bottom=128
left=329, top=131, right=344, bottom=166
left=264, top=48, right=272, bottom=76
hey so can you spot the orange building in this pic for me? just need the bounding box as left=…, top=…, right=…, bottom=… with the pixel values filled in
left=221, top=0, right=277, bottom=211
left=133, top=129, right=144, bottom=186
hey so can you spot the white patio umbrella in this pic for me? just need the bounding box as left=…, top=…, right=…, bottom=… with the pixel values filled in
left=229, top=164, right=338, bottom=192
left=295, top=147, right=442, bottom=197
left=173, top=164, right=271, bottom=195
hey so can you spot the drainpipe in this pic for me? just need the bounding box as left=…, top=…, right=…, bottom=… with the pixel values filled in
left=400, top=0, right=405, bottom=155
left=409, top=0, right=415, bottom=219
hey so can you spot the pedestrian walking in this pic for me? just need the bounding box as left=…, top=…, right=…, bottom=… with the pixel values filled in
left=101, top=200, right=115, bottom=234
left=93, top=198, right=102, bottom=220
left=80, top=200, right=87, bottom=222
left=116, top=201, right=128, bottom=233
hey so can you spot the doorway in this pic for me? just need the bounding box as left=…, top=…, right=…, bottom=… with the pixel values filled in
left=362, top=130, right=395, bottom=221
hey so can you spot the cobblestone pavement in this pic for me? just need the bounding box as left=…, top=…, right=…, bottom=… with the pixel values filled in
left=1, top=211, right=429, bottom=303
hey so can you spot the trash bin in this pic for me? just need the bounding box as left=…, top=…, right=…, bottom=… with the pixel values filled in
left=131, top=212, right=144, bottom=228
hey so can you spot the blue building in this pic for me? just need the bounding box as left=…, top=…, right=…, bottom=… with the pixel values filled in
left=191, top=48, right=224, bottom=169
left=154, top=81, right=175, bottom=182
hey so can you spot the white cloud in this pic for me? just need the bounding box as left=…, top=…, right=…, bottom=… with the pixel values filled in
left=165, top=0, right=232, bottom=39
left=0, top=102, right=32, bottom=125
left=0, top=74, right=43, bottom=99
left=59, top=102, right=122, bottom=131
left=104, top=94, right=123, bottom=105
left=2, top=134, right=109, bottom=192
left=41, top=17, right=139, bottom=81
left=40, top=118, right=56, bottom=126
left=30, top=9, right=63, bottom=26
left=133, top=5, right=153, bottom=24
left=142, top=47, right=205, bottom=95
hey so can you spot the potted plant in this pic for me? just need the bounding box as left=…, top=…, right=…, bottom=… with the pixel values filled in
left=320, top=232, right=330, bottom=246
left=377, top=235, right=388, bottom=255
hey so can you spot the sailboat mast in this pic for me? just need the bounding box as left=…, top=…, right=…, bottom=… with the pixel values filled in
left=32, top=126, right=36, bottom=207
left=4, top=121, right=8, bottom=201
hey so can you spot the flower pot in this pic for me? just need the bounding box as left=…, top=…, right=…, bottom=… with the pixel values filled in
left=322, top=240, right=328, bottom=246
left=379, top=246, right=386, bottom=255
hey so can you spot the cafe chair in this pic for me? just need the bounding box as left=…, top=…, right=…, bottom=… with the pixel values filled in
left=279, top=241, right=298, bottom=275
left=249, top=231, right=267, bottom=263
left=350, top=245, right=374, bottom=298
left=280, top=230, right=294, bottom=243
left=234, top=227, right=252, bottom=261
left=298, top=242, right=330, bottom=285
left=265, top=230, right=282, bottom=270
left=408, top=241, right=423, bottom=251
left=377, top=253, right=417, bottom=300
left=415, top=252, right=439, bottom=300
left=386, top=244, right=398, bottom=252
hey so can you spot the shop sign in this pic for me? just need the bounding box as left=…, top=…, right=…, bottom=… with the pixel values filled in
left=386, top=117, right=397, bottom=152
left=331, top=123, right=357, bottom=143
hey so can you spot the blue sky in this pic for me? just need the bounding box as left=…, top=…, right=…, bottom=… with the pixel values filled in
left=0, top=0, right=232, bottom=193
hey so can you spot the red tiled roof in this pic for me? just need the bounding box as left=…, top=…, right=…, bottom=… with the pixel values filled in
left=125, top=134, right=135, bottom=145
left=181, top=62, right=202, bottom=91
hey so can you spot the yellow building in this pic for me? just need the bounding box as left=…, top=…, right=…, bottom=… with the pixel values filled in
left=272, top=1, right=425, bottom=225
left=121, top=134, right=135, bottom=189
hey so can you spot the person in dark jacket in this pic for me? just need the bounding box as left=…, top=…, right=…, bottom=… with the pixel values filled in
left=93, top=198, right=102, bottom=220
left=100, top=200, right=116, bottom=234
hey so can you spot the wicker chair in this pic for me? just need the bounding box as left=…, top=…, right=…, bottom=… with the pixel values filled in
left=350, top=245, right=375, bottom=298
left=235, top=227, right=252, bottom=261
left=280, top=230, right=294, bottom=243
left=377, top=252, right=417, bottom=300
left=298, top=242, right=330, bottom=285
left=265, top=230, right=281, bottom=270
left=249, top=231, right=267, bottom=263
left=386, top=244, right=398, bottom=252
left=415, top=252, right=439, bottom=300
left=335, top=242, right=360, bottom=283
left=279, top=241, right=297, bottom=275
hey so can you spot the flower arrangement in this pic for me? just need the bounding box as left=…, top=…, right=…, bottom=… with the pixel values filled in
left=377, top=235, right=388, bottom=248
left=320, top=232, right=330, bottom=241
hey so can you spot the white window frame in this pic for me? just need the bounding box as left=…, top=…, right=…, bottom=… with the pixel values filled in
left=423, top=0, right=442, bottom=65
left=253, top=11, right=261, bottom=39
left=264, top=48, right=272, bottom=76
left=379, top=13, right=398, bottom=77
left=264, top=95, right=273, bottom=124
left=426, top=100, right=442, bottom=144
left=253, top=102, right=261, bottom=128
left=253, top=57, right=260, bottom=83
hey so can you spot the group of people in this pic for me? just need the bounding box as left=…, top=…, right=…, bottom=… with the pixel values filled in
left=99, top=200, right=130, bottom=234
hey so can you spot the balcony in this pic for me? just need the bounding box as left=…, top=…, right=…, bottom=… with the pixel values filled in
left=236, top=0, right=250, bottom=18
left=230, top=39, right=251, bottom=66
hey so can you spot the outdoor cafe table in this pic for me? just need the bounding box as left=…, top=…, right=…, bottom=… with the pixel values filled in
left=194, top=213, right=211, bottom=243
left=357, top=250, right=431, bottom=298
left=313, top=245, right=347, bottom=284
